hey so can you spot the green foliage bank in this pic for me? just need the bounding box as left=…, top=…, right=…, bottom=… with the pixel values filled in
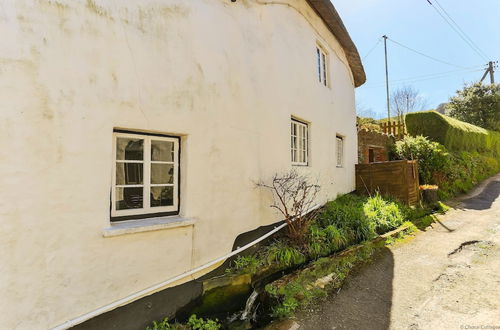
left=391, top=135, right=500, bottom=199
left=405, top=111, right=500, bottom=155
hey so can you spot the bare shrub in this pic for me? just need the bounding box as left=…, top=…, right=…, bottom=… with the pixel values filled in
left=257, top=170, right=320, bottom=245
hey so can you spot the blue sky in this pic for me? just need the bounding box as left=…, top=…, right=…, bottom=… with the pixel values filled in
left=332, top=0, right=499, bottom=119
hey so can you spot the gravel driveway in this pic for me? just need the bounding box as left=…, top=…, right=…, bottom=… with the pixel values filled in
left=296, top=174, right=500, bottom=330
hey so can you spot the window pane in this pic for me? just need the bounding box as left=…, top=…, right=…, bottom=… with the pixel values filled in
left=116, top=138, right=143, bottom=160
left=151, top=164, right=174, bottom=184
left=116, top=163, right=143, bottom=185
left=337, top=137, right=343, bottom=166
left=151, top=140, right=174, bottom=162
left=322, top=53, right=327, bottom=85
left=116, top=187, right=143, bottom=210
left=317, top=48, right=321, bottom=82
left=151, top=186, right=174, bottom=207
left=298, top=133, right=303, bottom=162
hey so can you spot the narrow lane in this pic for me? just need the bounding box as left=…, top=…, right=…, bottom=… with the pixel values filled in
left=297, top=174, right=500, bottom=330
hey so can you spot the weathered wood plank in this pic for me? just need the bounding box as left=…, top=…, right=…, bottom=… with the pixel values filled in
left=355, top=160, right=420, bottom=205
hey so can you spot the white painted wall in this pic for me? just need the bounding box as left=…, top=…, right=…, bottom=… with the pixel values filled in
left=0, top=0, right=358, bottom=328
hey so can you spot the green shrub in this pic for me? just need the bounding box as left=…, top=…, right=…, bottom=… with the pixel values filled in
left=391, top=135, right=450, bottom=184
left=186, top=315, right=221, bottom=330
left=438, top=151, right=500, bottom=199
left=145, top=315, right=221, bottom=330
left=146, top=318, right=175, bottom=330
left=271, top=296, right=300, bottom=318
left=314, top=193, right=411, bottom=248
left=391, top=134, right=500, bottom=197
left=316, top=194, right=376, bottom=245
left=405, top=111, right=500, bottom=155
left=363, top=193, right=405, bottom=234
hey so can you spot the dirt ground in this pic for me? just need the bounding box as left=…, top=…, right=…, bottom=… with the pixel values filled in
left=295, top=174, right=500, bottom=330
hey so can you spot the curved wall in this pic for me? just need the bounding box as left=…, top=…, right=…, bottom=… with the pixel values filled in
left=0, top=0, right=357, bottom=328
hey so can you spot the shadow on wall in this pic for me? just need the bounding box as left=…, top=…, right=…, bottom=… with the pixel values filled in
left=299, top=247, right=394, bottom=330
left=461, top=180, right=500, bottom=211
left=70, top=221, right=283, bottom=330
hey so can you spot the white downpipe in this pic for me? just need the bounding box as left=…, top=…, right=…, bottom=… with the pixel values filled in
left=52, top=204, right=320, bottom=330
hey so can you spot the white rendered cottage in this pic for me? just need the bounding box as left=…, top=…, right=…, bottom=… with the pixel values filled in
left=0, top=0, right=365, bottom=329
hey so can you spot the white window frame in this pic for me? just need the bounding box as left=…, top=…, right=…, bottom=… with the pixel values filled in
left=316, top=45, right=329, bottom=87
left=111, top=131, right=180, bottom=220
left=336, top=135, right=344, bottom=168
left=291, top=119, right=309, bottom=166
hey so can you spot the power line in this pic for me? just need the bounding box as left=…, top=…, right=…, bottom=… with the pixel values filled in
left=362, top=38, right=382, bottom=60
left=387, top=37, right=468, bottom=69
left=363, top=67, right=484, bottom=88
left=388, top=66, right=483, bottom=84
left=433, top=0, right=490, bottom=60
left=426, top=0, right=489, bottom=61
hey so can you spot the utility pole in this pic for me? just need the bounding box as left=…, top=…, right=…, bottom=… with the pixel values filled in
left=480, top=61, right=497, bottom=84
left=383, top=35, right=391, bottom=120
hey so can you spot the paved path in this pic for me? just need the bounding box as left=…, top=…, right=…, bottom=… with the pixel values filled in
left=296, top=174, right=500, bottom=330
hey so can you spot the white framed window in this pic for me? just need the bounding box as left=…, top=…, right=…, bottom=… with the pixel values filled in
left=336, top=135, right=344, bottom=167
left=316, top=45, right=329, bottom=87
left=111, top=131, right=180, bottom=221
left=291, top=119, right=309, bottom=166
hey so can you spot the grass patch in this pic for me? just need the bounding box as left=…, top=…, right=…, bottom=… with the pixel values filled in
left=265, top=219, right=423, bottom=319
left=436, top=201, right=450, bottom=214
left=410, top=215, right=438, bottom=230
left=264, top=241, right=306, bottom=268
left=264, top=240, right=381, bottom=318
left=225, top=255, right=262, bottom=275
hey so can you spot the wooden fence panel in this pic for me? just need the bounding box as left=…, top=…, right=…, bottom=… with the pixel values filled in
left=380, top=121, right=406, bottom=139
left=355, top=160, right=420, bottom=205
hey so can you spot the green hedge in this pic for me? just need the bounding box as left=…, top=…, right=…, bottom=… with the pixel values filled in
left=405, top=111, right=500, bottom=155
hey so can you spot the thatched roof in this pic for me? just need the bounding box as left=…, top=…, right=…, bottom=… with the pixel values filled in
left=306, top=0, right=366, bottom=87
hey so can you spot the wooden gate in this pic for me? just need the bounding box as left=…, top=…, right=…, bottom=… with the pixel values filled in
left=355, top=160, right=420, bottom=205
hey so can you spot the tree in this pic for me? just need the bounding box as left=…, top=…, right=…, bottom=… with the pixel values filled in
left=436, top=102, right=448, bottom=115
left=446, top=83, right=500, bottom=131
left=356, top=101, right=378, bottom=119
left=390, top=85, right=427, bottom=122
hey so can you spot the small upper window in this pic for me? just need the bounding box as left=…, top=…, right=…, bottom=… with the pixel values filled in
left=291, top=119, right=309, bottom=166
left=336, top=135, right=344, bottom=167
left=111, top=131, right=179, bottom=221
left=316, top=45, right=328, bottom=87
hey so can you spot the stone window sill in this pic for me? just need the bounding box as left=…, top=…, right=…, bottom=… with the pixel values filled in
left=103, top=216, right=195, bottom=238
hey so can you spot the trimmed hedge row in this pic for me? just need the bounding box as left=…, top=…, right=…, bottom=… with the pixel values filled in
left=405, top=111, right=500, bottom=155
